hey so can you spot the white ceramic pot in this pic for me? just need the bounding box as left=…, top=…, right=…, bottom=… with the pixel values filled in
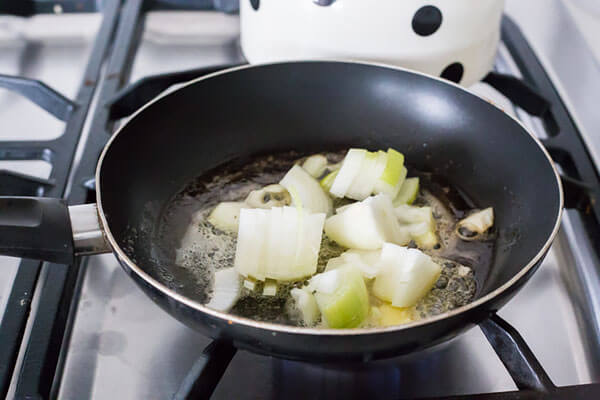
left=240, top=0, right=505, bottom=86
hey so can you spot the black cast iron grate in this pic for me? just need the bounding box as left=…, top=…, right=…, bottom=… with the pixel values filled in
left=0, top=1, right=121, bottom=397
left=1, top=2, right=599, bottom=398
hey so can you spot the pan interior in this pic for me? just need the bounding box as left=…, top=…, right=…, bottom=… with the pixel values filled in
left=98, top=62, right=561, bottom=321
left=156, top=150, right=489, bottom=324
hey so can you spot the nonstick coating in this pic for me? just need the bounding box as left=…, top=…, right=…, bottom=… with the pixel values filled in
left=97, top=61, right=562, bottom=361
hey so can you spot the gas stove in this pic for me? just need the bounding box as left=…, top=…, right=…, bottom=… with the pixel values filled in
left=1, top=1, right=599, bottom=399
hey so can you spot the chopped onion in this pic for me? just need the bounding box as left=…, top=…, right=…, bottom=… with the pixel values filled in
left=243, top=279, right=257, bottom=291
left=335, top=203, right=354, bottom=214
left=457, top=207, right=494, bottom=240
left=302, top=154, right=328, bottom=178
left=207, top=201, right=247, bottom=233
left=329, top=149, right=367, bottom=198
left=324, top=256, right=347, bottom=272
left=325, top=194, right=409, bottom=250
left=373, top=195, right=409, bottom=245
left=263, top=281, right=278, bottom=296
left=409, top=229, right=438, bottom=249
left=373, top=303, right=414, bottom=326
left=310, top=265, right=369, bottom=329
left=320, top=169, right=339, bottom=192
left=372, top=244, right=442, bottom=308
left=329, top=148, right=407, bottom=201
left=340, top=250, right=381, bottom=279
left=291, top=209, right=326, bottom=279
left=265, top=207, right=286, bottom=275
left=235, top=208, right=269, bottom=281
left=325, top=200, right=386, bottom=249
left=373, top=149, right=407, bottom=199
left=395, top=205, right=438, bottom=249
left=280, top=165, right=333, bottom=215
left=458, top=265, right=472, bottom=277
left=234, top=207, right=325, bottom=281
left=393, top=177, right=419, bottom=206
left=290, top=288, right=320, bottom=326
left=325, top=249, right=381, bottom=279
left=245, top=184, right=291, bottom=209
left=308, top=267, right=341, bottom=294
left=346, top=151, right=386, bottom=200
left=395, top=204, right=434, bottom=225
left=205, top=267, right=241, bottom=312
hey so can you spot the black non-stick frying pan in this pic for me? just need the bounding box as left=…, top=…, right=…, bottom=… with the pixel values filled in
left=0, top=61, right=562, bottom=362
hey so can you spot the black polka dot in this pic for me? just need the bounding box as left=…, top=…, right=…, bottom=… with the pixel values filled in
left=313, top=0, right=336, bottom=5
left=441, top=63, right=464, bottom=83
left=412, top=6, right=443, bottom=36
left=250, top=0, right=259, bottom=10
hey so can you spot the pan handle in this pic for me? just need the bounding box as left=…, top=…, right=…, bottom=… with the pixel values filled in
left=479, top=314, right=555, bottom=393
left=0, top=197, right=110, bottom=265
left=69, top=203, right=111, bottom=256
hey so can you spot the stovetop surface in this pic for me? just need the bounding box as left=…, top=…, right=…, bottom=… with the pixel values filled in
left=57, top=239, right=588, bottom=399
left=1, top=1, right=599, bottom=399
left=0, top=13, right=100, bottom=324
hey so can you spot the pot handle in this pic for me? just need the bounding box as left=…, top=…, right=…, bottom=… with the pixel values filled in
left=0, top=197, right=110, bottom=265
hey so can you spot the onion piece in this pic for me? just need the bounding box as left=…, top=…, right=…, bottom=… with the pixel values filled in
left=290, top=209, right=326, bottom=280
left=290, top=288, right=320, bottom=326
left=372, top=243, right=442, bottom=308
left=263, top=281, right=277, bottom=296
left=457, top=208, right=494, bottom=240
left=410, top=229, right=439, bottom=249
left=346, top=151, right=386, bottom=200
left=373, top=149, right=407, bottom=199
left=234, top=207, right=325, bottom=281
left=280, top=165, right=333, bottom=215
left=325, top=194, right=409, bottom=250
left=269, top=206, right=300, bottom=279
left=393, top=177, right=419, bottom=206
left=325, top=249, right=381, bottom=279
left=340, top=250, right=381, bottom=279
left=310, top=265, right=369, bottom=329
left=324, top=256, right=347, bottom=272
left=324, top=198, right=386, bottom=250
left=335, top=203, right=354, bottom=214
left=372, top=303, right=414, bottom=327
left=302, top=154, right=328, bottom=178
left=329, top=149, right=367, bottom=198
left=395, top=205, right=438, bottom=249
left=207, top=202, right=247, bottom=233
left=265, top=207, right=285, bottom=274
left=320, top=169, right=339, bottom=192
left=395, top=204, right=434, bottom=225
left=235, top=208, right=269, bottom=281
left=328, top=148, right=408, bottom=200
left=243, top=279, right=257, bottom=291
left=308, top=267, right=340, bottom=294
left=245, top=184, right=291, bottom=209
left=205, top=267, right=241, bottom=312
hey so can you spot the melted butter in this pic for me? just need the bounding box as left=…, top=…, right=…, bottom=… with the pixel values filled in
left=160, top=151, right=490, bottom=327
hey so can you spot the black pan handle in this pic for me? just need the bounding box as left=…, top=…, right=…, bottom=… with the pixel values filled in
left=0, top=197, right=110, bottom=265
left=479, top=314, right=555, bottom=393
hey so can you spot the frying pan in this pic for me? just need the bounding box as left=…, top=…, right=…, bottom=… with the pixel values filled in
left=0, top=61, right=562, bottom=362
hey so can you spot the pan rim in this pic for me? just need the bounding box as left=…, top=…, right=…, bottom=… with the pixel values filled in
left=95, top=60, right=564, bottom=336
